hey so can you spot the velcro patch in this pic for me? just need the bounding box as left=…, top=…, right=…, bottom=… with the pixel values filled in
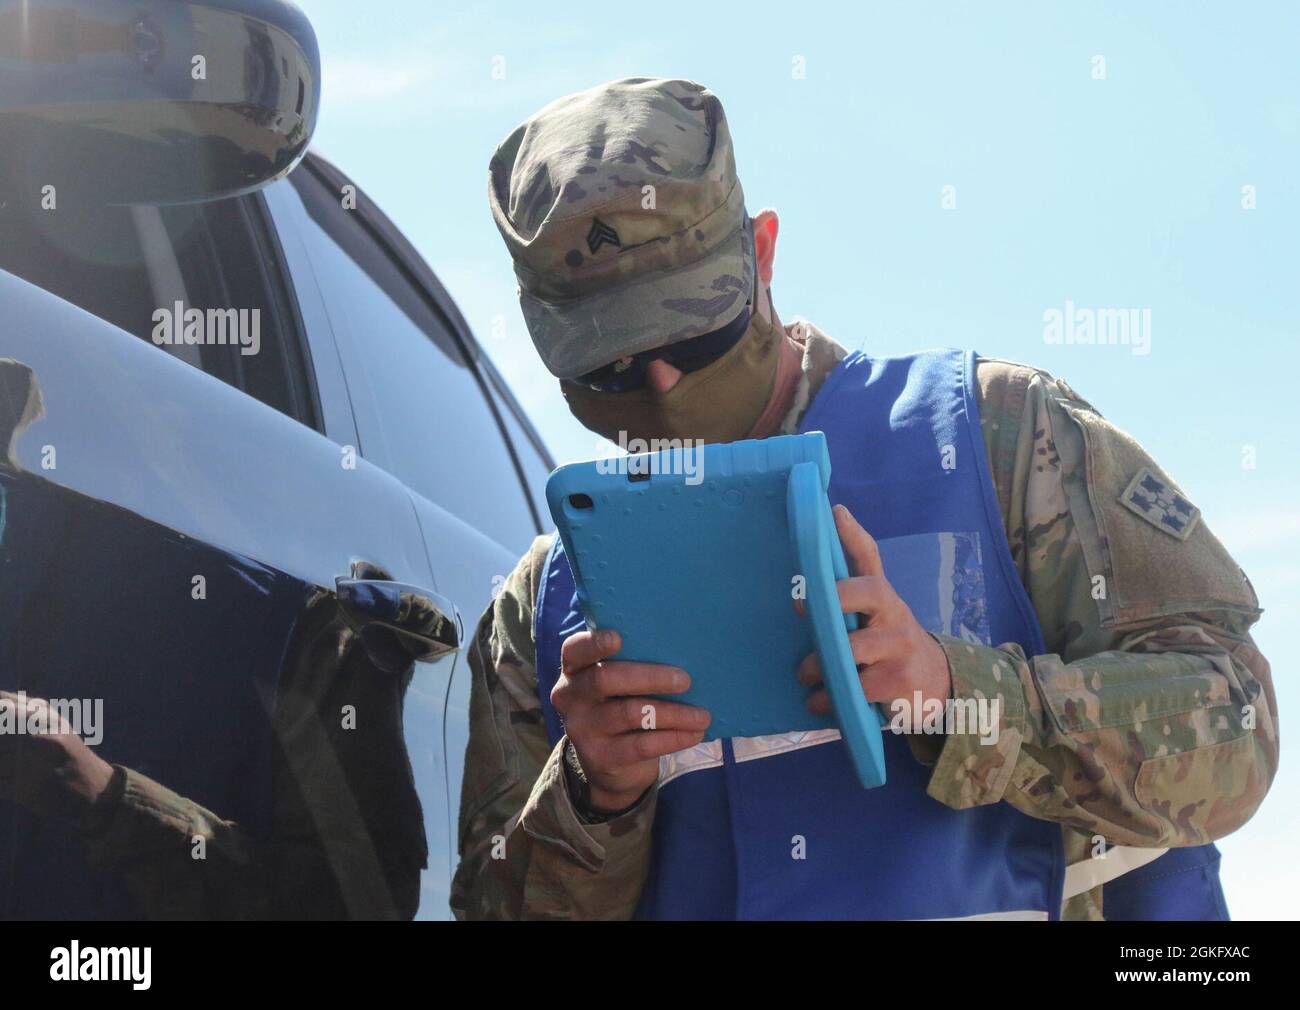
left=1119, top=466, right=1201, bottom=541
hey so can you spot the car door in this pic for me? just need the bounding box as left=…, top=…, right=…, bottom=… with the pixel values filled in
left=0, top=185, right=446, bottom=919
left=262, top=154, right=551, bottom=917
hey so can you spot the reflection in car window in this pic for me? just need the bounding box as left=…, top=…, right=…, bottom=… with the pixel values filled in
left=0, top=192, right=317, bottom=428
left=0, top=202, right=155, bottom=342
left=288, top=167, right=539, bottom=553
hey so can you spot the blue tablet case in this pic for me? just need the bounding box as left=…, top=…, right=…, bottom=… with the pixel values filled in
left=545, top=431, right=886, bottom=789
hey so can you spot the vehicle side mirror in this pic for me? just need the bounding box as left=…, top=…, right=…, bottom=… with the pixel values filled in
left=0, top=0, right=320, bottom=206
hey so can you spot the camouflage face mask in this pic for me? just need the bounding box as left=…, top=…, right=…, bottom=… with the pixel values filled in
left=560, top=298, right=783, bottom=445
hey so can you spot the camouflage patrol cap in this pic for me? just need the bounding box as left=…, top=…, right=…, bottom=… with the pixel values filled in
left=489, top=77, right=754, bottom=379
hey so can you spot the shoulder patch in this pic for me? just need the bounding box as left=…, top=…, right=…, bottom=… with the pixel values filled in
left=1119, top=466, right=1201, bottom=541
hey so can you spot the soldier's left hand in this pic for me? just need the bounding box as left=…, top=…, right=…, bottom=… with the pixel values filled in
left=796, top=505, right=953, bottom=721
left=0, top=691, right=116, bottom=820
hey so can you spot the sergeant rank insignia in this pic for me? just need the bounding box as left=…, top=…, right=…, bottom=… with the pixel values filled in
left=1119, top=466, right=1201, bottom=541
left=586, top=217, right=621, bottom=254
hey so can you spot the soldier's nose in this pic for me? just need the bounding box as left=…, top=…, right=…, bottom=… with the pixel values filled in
left=646, top=358, right=683, bottom=393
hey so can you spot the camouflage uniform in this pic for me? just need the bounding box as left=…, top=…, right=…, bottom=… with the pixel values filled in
left=451, top=77, right=1276, bottom=918
left=451, top=325, right=1277, bottom=920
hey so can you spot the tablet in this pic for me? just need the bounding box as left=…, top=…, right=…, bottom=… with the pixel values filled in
left=545, top=431, right=886, bottom=789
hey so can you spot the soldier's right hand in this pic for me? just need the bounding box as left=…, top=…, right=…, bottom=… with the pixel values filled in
left=552, top=629, right=710, bottom=813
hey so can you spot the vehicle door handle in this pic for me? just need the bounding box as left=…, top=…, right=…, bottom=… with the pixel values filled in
left=336, top=573, right=461, bottom=665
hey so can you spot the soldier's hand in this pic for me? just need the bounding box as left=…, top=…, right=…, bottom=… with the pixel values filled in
left=0, top=691, right=116, bottom=820
left=552, top=630, right=710, bottom=813
left=796, top=505, right=953, bottom=721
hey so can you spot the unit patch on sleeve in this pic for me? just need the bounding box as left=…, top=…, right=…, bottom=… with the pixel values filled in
left=1119, top=466, right=1201, bottom=541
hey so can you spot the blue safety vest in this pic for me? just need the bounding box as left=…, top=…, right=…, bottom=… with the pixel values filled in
left=534, top=348, right=1227, bottom=920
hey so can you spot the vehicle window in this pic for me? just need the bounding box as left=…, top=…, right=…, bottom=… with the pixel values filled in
left=0, top=190, right=318, bottom=429
left=288, top=165, right=539, bottom=552
left=486, top=377, right=553, bottom=522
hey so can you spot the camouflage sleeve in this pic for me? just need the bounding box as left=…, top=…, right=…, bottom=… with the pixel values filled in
left=81, top=761, right=400, bottom=921
left=78, top=765, right=267, bottom=919
left=76, top=593, right=426, bottom=920
left=450, top=535, right=656, bottom=920
left=918, top=361, right=1278, bottom=854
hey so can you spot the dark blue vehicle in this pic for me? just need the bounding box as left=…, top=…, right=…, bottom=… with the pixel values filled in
left=0, top=0, right=551, bottom=919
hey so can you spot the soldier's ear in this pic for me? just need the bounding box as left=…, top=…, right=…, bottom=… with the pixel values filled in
left=751, top=209, right=779, bottom=288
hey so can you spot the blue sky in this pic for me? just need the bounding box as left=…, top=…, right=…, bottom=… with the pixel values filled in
left=299, top=0, right=1299, bottom=918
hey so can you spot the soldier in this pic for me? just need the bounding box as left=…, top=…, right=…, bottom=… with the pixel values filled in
left=452, top=77, right=1277, bottom=920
